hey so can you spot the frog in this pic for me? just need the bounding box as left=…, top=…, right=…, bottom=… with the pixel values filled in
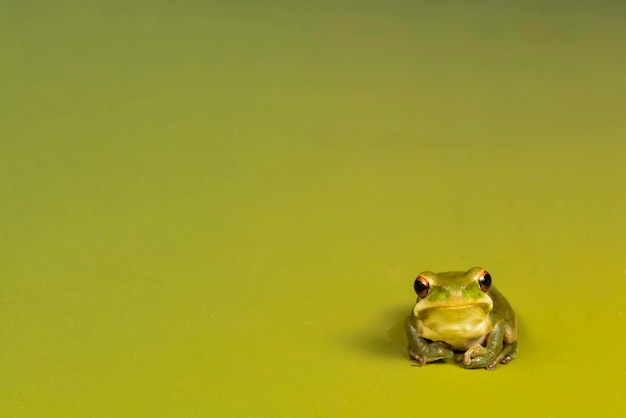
left=405, top=267, right=517, bottom=370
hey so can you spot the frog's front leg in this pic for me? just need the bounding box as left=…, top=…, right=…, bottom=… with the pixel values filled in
left=461, top=320, right=516, bottom=370
left=405, top=316, right=454, bottom=365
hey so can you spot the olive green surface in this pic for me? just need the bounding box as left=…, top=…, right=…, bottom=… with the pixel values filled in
left=2, top=1, right=625, bottom=417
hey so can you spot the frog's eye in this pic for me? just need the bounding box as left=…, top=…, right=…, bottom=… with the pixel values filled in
left=478, top=270, right=492, bottom=292
left=413, top=275, right=430, bottom=298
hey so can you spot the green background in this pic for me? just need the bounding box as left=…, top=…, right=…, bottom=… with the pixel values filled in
left=2, top=1, right=625, bottom=416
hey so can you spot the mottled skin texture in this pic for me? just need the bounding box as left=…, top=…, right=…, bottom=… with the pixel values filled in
left=405, top=267, right=518, bottom=370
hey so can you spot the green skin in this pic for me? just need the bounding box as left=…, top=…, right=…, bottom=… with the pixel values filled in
left=405, top=267, right=517, bottom=370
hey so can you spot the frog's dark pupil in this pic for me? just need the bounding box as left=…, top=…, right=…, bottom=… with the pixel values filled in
left=480, top=272, right=492, bottom=289
left=414, top=278, right=429, bottom=296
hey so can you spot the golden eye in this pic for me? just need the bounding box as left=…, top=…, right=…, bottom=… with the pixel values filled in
left=413, top=275, right=430, bottom=298
left=479, top=270, right=492, bottom=292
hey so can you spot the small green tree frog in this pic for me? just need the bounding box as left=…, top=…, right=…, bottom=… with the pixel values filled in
left=405, top=267, right=517, bottom=370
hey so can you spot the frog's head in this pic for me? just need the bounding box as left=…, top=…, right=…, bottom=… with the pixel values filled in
left=411, top=267, right=494, bottom=344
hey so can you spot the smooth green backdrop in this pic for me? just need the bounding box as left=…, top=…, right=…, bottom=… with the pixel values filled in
left=2, top=1, right=625, bottom=417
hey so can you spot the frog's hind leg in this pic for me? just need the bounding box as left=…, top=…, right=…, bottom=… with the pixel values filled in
left=487, top=341, right=517, bottom=370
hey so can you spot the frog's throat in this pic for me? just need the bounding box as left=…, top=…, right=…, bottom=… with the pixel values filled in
left=415, top=304, right=493, bottom=349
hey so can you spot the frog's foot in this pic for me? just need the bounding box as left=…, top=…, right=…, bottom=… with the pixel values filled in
left=408, top=341, right=454, bottom=366
left=461, top=343, right=494, bottom=369
left=461, top=342, right=517, bottom=370
left=490, top=342, right=517, bottom=368
left=462, top=343, right=487, bottom=365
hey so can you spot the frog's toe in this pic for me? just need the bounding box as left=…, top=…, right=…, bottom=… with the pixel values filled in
left=408, top=348, right=427, bottom=366
left=410, top=359, right=425, bottom=367
left=462, top=344, right=488, bottom=366
left=486, top=353, right=513, bottom=370
left=465, top=355, right=493, bottom=369
left=408, top=352, right=422, bottom=364
left=463, top=346, right=495, bottom=369
left=491, top=342, right=517, bottom=366
left=456, top=352, right=488, bottom=368
left=486, top=358, right=505, bottom=370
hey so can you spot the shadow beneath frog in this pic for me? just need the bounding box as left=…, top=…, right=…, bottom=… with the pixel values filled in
left=343, top=305, right=410, bottom=360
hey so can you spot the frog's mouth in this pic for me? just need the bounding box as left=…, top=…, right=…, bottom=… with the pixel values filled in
left=417, top=304, right=492, bottom=341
